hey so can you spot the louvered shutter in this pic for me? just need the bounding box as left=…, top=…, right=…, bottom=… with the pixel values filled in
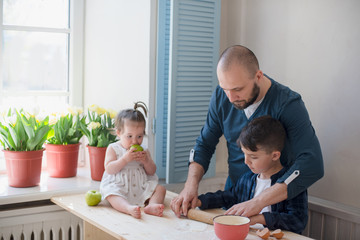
left=155, top=0, right=171, bottom=178
left=155, top=0, right=221, bottom=183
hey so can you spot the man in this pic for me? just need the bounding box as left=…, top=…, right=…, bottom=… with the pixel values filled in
left=170, top=45, right=323, bottom=218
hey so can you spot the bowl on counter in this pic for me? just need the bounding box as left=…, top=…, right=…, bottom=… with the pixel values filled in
left=213, top=215, right=250, bottom=240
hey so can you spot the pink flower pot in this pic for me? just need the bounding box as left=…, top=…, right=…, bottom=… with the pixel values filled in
left=45, top=143, right=80, bottom=178
left=3, top=149, right=44, bottom=188
left=87, top=145, right=107, bottom=181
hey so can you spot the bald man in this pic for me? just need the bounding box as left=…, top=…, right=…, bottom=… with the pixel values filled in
left=170, top=45, right=323, bottom=219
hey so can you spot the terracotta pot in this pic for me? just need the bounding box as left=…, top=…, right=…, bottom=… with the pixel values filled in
left=3, top=149, right=44, bottom=188
left=87, top=145, right=107, bottom=181
left=45, top=143, right=80, bottom=178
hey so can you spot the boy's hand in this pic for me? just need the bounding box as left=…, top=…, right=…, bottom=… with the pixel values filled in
left=249, top=214, right=266, bottom=225
left=224, top=198, right=262, bottom=217
left=196, top=199, right=202, bottom=208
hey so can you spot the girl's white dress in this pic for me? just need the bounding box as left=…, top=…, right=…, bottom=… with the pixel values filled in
left=100, top=142, right=159, bottom=207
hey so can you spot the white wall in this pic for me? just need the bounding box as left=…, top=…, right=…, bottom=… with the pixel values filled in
left=220, top=0, right=360, bottom=208
left=84, top=0, right=151, bottom=113
left=83, top=0, right=154, bottom=148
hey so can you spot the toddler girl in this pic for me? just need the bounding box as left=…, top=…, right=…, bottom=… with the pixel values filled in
left=100, top=102, right=166, bottom=219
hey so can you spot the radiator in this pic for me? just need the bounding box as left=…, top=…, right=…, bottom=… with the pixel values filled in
left=0, top=203, right=83, bottom=240
left=303, top=196, right=360, bottom=240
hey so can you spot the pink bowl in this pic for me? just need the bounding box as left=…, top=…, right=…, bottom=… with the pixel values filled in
left=213, top=215, right=250, bottom=240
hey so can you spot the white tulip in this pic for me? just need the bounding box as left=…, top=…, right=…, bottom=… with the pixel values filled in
left=88, top=122, right=101, bottom=130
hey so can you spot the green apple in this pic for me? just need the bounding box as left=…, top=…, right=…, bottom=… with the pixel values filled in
left=130, top=144, right=143, bottom=152
left=85, top=190, right=102, bottom=206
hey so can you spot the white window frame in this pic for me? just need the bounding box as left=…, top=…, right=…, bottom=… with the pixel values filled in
left=0, top=0, right=85, bottom=173
left=68, top=0, right=84, bottom=107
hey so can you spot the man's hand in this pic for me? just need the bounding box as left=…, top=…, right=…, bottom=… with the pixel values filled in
left=170, top=162, right=205, bottom=217
left=170, top=185, right=198, bottom=217
left=225, top=198, right=263, bottom=217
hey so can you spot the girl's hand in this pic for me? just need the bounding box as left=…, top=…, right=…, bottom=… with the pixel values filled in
left=138, top=150, right=157, bottom=175
left=135, top=150, right=151, bottom=165
left=124, top=147, right=147, bottom=163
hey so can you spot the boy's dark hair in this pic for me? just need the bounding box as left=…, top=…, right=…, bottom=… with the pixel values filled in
left=115, top=101, right=148, bottom=133
left=237, top=116, right=286, bottom=153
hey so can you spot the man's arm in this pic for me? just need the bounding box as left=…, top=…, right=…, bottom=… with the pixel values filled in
left=278, top=99, right=324, bottom=199
left=225, top=183, right=287, bottom=217
left=262, top=190, right=308, bottom=234
left=171, top=88, right=224, bottom=217
left=170, top=162, right=204, bottom=217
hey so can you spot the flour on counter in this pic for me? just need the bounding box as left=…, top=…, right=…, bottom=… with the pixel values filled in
left=160, top=220, right=217, bottom=240
left=162, top=229, right=216, bottom=240
left=175, top=219, right=208, bottom=231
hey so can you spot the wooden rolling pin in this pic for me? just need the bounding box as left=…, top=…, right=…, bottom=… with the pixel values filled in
left=187, top=209, right=220, bottom=225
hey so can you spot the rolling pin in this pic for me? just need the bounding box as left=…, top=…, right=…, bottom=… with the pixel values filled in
left=187, top=209, right=220, bottom=225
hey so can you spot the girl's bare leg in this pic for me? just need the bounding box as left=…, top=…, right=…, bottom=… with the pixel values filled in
left=107, top=195, right=141, bottom=219
left=144, top=185, right=166, bottom=217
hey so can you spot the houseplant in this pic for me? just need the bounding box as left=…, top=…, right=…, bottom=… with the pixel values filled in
left=80, top=104, right=117, bottom=181
left=45, top=107, right=86, bottom=178
left=0, top=108, right=50, bottom=187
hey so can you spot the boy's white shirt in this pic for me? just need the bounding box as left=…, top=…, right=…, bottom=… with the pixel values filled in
left=254, top=174, right=272, bottom=213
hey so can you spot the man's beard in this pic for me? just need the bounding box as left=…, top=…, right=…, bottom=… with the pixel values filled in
left=232, top=83, right=260, bottom=110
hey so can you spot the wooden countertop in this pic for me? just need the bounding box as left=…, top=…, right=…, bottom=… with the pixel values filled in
left=51, top=191, right=312, bottom=240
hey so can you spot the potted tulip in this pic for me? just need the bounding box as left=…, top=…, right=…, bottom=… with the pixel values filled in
left=45, top=107, right=86, bottom=178
left=0, top=108, right=50, bottom=187
left=80, top=104, right=117, bottom=181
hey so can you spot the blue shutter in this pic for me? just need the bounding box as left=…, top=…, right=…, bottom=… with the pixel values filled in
left=155, top=0, right=171, bottom=178
left=155, top=0, right=221, bottom=183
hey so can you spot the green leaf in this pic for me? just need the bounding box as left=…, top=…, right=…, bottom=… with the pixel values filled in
left=69, top=137, right=78, bottom=144
left=106, top=113, right=112, bottom=127
left=47, top=128, right=55, bottom=140
left=79, top=122, right=90, bottom=138
left=56, top=123, right=64, bottom=143
left=8, top=125, right=19, bottom=149
left=38, top=125, right=51, bottom=149
left=29, top=116, right=37, bottom=127
left=14, top=113, right=27, bottom=148
left=0, top=131, right=12, bottom=150
left=41, top=116, right=49, bottom=126
left=27, top=125, right=50, bottom=151
left=97, top=134, right=105, bottom=147
left=0, top=123, right=9, bottom=138
left=6, top=131, right=17, bottom=150
left=0, top=139, right=5, bottom=149
left=88, top=110, right=93, bottom=122
left=68, top=127, right=76, bottom=137
left=21, top=115, right=35, bottom=140
left=0, top=124, right=9, bottom=145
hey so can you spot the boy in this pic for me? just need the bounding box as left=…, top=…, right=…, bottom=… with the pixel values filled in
left=196, top=116, right=308, bottom=234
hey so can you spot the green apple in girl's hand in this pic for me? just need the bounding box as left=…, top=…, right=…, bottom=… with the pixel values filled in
left=85, top=190, right=102, bottom=206
left=131, top=144, right=143, bottom=152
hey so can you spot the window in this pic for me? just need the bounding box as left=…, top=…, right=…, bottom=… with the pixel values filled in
left=0, top=0, right=84, bottom=172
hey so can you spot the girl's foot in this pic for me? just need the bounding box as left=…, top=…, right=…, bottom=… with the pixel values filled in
left=128, top=206, right=141, bottom=219
left=144, top=203, right=165, bottom=217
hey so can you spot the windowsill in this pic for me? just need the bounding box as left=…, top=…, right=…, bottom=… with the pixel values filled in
left=0, top=167, right=100, bottom=205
